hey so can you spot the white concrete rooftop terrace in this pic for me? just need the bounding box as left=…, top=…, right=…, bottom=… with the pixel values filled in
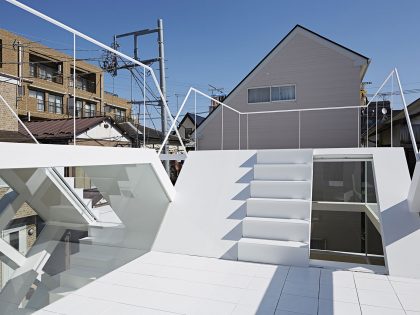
left=35, top=251, right=420, bottom=315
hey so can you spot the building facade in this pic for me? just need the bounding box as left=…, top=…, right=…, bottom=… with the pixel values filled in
left=196, top=25, right=370, bottom=150
left=0, top=29, right=131, bottom=123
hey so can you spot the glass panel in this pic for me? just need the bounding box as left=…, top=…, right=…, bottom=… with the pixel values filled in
left=271, top=85, right=295, bottom=101
left=313, top=162, right=364, bottom=202
left=9, top=231, right=19, bottom=250
left=271, top=86, right=280, bottom=100
left=248, top=87, right=270, bottom=103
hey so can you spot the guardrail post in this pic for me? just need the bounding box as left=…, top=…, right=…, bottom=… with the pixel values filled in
left=298, top=111, right=301, bottom=149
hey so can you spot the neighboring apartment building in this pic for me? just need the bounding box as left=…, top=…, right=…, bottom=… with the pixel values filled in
left=0, top=28, right=131, bottom=123
left=196, top=25, right=370, bottom=150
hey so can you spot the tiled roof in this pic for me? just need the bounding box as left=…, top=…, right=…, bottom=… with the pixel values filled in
left=19, top=117, right=111, bottom=140
left=0, top=130, right=33, bottom=143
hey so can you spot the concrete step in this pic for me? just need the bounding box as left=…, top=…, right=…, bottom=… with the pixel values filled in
left=250, top=180, right=312, bottom=199
left=78, top=242, right=145, bottom=258
left=247, top=198, right=310, bottom=220
left=59, top=266, right=105, bottom=289
left=238, top=238, right=309, bottom=266
left=90, top=178, right=122, bottom=196
left=257, top=149, right=313, bottom=164
left=49, top=286, right=73, bottom=304
left=88, top=223, right=126, bottom=244
left=242, top=217, right=309, bottom=242
left=70, top=250, right=114, bottom=270
left=254, top=164, right=312, bottom=181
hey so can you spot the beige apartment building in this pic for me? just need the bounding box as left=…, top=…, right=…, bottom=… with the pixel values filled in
left=0, top=28, right=131, bottom=124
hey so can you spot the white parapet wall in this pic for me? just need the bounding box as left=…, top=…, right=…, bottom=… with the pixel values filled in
left=154, top=148, right=420, bottom=278
left=0, top=142, right=175, bottom=248
left=153, top=150, right=257, bottom=259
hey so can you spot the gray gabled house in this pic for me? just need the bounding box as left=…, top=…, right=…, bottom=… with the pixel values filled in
left=196, top=25, right=370, bottom=150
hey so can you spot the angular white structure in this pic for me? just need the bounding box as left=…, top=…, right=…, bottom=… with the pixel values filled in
left=1, top=2, right=420, bottom=314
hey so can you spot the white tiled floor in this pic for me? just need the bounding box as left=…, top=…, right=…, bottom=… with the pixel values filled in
left=36, top=251, right=420, bottom=315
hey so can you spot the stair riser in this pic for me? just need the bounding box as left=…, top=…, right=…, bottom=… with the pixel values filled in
left=257, top=150, right=312, bottom=164
left=238, top=242, right=309, bottom=266
left=250, top=181, right=311, bottom=199
left=247, top=199, right=310, bottom=220
left=70, top=256, right=111, bottom=270
left=88, top=226, right=126, bottom=244
left=254, top=164, right=311, bottom=181
left=90, top=178, right=121, bottom=196
left=243, top=220, right=309, bottom=243
left=49, top=293, right=65, bottom=304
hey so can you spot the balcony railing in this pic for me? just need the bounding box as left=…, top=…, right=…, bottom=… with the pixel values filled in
left=69, top=76, right=96, bottom=93
left=29, top=64, right=63, bottom=84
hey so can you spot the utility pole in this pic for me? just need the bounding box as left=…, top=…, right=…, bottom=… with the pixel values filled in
left=158, top=19, right=169, bottom=173
left=104, top=19, right=170, bottom=173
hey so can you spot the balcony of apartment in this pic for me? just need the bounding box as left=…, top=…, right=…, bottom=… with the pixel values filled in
left=104, top=104, right=128, bottom=123
left=69, top=69, right=97, bottom=94
left=29, top=54, right=63, bottom=85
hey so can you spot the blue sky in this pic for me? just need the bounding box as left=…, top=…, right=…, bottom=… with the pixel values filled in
left=1, top=0, right=420, bottom=113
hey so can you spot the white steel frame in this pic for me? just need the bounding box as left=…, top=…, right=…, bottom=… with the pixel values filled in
left=4, top=0, right=187, bottom=155
left=161, top=69, right=419, bottom=160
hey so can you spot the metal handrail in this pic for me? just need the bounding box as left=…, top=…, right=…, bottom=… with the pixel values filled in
left=5, top=0, right=187, bottom=155
left=160, top=87, right=364, bottom=152
left=161, top=69, right=420, bottom=159
left=364, top=68, right=419, bottom=160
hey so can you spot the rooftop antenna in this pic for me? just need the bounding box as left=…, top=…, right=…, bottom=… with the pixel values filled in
left=208, top=84, right=224, bottom=97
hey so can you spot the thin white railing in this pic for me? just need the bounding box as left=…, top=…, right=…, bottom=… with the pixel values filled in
left=5, top=0, right=188, bottom=155
left=0, top=93, right=98, bottom=220
left=364, top=68, right=419, bottom=160
left=161, top=69, right=419, bottom=161
left=160, top=87, right=363, bottom=152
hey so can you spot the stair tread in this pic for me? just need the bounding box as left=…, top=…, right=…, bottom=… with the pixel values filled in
left=239, top=237, right=308, bottom=247
left=247, top=197, right=309, bottom=202
left=255, top=163, right=312, bottom=166
left=243, top=217, right=309, bottom=224
left=60, top=265, right=105, bottom=278
left=251, top=180, right=310, bottom=183
left=50, top=286, right=74, bottom=295
left=71, top=250, right=114, bottom=261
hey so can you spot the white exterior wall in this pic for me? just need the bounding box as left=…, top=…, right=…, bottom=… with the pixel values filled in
left=153, top=150, right=256, bottom=259
left=77, top=121, right=130, bottom=143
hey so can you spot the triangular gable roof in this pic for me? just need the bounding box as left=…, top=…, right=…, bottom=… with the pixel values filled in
left=224, top=24, right=369, bottom=104
left=196, top=25, right=370, bottom=133
left=178, top=112, right=206, bottom=129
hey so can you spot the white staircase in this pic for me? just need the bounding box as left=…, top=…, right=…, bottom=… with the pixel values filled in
left=238, top=149, right=313, bottom=267
left=55, top=167, right=100, bottom=219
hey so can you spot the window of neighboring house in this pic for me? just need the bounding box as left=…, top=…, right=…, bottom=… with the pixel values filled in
left=29, top=89, right=45, bottom=112
left=271, top=85, right=296, bottom=101
left=104, top=105, right=112, bottom=114
left=84, top=103, right=96, bottom=117
left=248, top=85, right=296, bottom=104
left=248, top=87, right=270, bottom=103
left=115, top=108, right=126, bottom=121
left=48, top=94, right=63, bottom=114
left=29, top=63, right=35, bottom=77
left=185, top=128, right=193, bottom=139
left=76, top=100, right=83, bottom=117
